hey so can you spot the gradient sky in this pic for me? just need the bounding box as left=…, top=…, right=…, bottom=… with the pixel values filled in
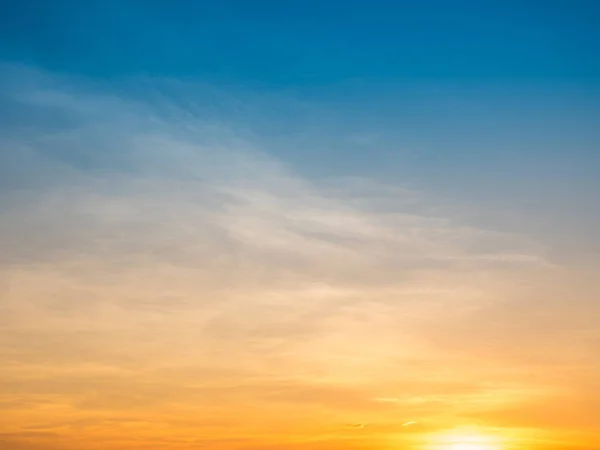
left=1, top=1, right=599, bottom=450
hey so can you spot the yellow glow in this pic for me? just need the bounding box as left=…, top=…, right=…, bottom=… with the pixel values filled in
left=445, top=445, right=497, bottom=450
left=425, top=429, right=503, bottom=450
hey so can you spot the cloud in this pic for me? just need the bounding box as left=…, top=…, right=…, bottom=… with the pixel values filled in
left=0, top=65, right=598, bottom=449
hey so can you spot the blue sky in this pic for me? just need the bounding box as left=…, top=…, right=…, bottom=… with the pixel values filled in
left=2, top=0, right=599, bottom=255
left=1, top=0, right=599, bottom=84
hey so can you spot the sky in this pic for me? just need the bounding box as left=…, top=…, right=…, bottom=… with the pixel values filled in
left=0, top=1, right=599, bottom=450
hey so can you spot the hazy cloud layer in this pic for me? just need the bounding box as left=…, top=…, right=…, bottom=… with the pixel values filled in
left=0, top=67, right=598, bottom=450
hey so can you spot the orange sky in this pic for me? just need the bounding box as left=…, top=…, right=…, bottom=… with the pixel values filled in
left=1, top=71, right=599, bottom=450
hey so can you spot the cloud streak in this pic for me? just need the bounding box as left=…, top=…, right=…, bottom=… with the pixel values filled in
left=0, top=66, right=598, bottom=450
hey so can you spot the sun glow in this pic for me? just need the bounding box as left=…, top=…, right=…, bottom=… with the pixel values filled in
left=444, top=442, right=498, bottom=450
left=425, top=429, right=503, bottom=450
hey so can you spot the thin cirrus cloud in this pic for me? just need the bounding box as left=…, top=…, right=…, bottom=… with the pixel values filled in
left=0, top=66, right=599, bottom=450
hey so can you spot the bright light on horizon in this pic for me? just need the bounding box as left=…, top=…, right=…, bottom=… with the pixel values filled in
left=424, top=429, right=504, bottom=450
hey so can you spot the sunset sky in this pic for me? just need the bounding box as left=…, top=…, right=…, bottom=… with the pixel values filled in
left=1, top=1, right=599, bottom=450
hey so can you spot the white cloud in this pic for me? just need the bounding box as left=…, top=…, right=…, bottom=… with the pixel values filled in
left=0, top=66, right=598, bottom=449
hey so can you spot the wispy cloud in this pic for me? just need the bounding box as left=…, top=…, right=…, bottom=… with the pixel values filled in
left=0, top=66, right=598, bottom=449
